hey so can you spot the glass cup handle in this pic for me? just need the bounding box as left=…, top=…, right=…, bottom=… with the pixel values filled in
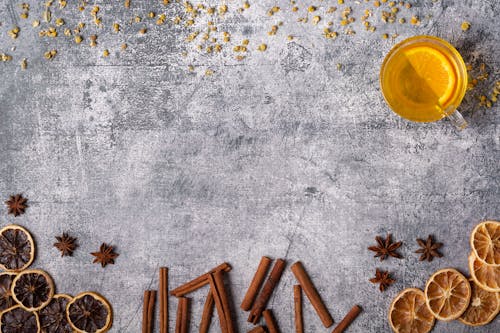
left=444, top=106, right=467, bottom=130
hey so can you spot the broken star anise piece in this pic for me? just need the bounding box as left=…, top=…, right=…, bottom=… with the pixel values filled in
left=0, top=305, right=40, bottom=332
left=67, top=292, right=113, bottom=333
left=415, top=235, right=443, bottom=262
left=5, top=194, right=28, bottom=216
left=12, top=269, right=55, bottom=311
left=0, top=272, right=17, bottom=311
left=368, top=233, right=403, bottom=261
left=370, top=268, right=396, bottom=292
left=39, top=294, right=73, bottom=333
left=54, top=232, right=78, bottom=257
left=91, top=243, right=119, bottom=268
left=0, top=225, right=35, bottom=272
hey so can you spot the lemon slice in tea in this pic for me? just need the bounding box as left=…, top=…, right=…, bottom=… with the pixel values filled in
left=424, top=268, right=471, bottom=321
left=403, top=46, right=457, bottom=106
left=458, top=279, right=500, bottom=326
left=388, top=288, right=435, bottom=333
left=470, top=220, right=500, bottom=267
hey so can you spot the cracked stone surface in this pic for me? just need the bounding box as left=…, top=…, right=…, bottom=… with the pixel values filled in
left=0, top=0, right=499, bottom=332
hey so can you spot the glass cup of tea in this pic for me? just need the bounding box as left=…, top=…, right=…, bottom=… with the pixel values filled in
left=380, top=35, right=468, bottom=129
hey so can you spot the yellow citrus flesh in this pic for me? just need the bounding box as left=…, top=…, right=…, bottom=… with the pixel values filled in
left=403, top=46, right=457, bottom=106
left=458, top=279, right=500, bottom=326
left=470, top=221, right=500, bottom=267
left=389, top=288, right=435, bottom=333
left=424, top=268, right=471, bottom=321
left=469, top=252, right=500, bottom=292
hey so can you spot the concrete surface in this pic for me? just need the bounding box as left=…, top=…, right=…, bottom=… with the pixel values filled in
left=0, top=0, right=499, bottom=332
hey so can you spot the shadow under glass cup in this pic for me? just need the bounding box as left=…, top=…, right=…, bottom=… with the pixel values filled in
left=380, top=35, right=468, bottom=129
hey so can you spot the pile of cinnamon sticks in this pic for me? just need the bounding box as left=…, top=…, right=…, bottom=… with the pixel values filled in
left=141, top=258, right=362, bottom=333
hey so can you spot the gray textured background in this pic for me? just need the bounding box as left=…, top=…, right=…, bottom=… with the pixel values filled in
left=0, top=0, right=499, bottom=332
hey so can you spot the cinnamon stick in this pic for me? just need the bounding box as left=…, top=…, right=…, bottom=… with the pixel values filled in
left=247, top=326, right=266, bottom=333
left=290, top=261, right=334, bottom=328
left=294, top=285, right=304, bottom=333
left=208, top=271, right=235, bottom=333
left=147, top=290, right=156, bottom=333
left=175, top=297, right=189, bottom=333
left=263, top=309, right=281, bottom=333
left=160, top=267, right=168, bottom=333
left=142, top=290, right=152, bottom=333
left=248, top=258, right=286, bottom=324
left=175, top=297, right=183, bottom=333
left=214, top=270, right=235, bottom=333
left=331, top=305, right=362, bottom=333
left=199, top=290, right=214, bottom=333
left=241, top=256, right=272, bottom=311
left=180, top=297, right=189, bottom=333
left=170, top=263, right=232, bottom=297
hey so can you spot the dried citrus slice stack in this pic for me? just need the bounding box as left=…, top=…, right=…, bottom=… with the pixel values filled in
left=0, top=305, right=40, bottom=332
left=11, top=269, right=55, bottom=312
left=388, top=288, right=435, bottom=333
left=470, top=220, right=500, bottom=266
left=458, top=279, right=500, bottom=326
left=67, top=292, right=112, bottom=333
left=424, top=268, right=471, bottom=321
left=0, top=225, right=35, bottom=272
left=468, top=253, right=500, bottom=292
left=38, top=294, right=73, bottom=332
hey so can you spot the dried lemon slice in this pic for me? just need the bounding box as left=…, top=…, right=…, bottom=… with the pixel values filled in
left=458, top=279, right=500, bottom=326
left=469, top=252, right=500, bottom=292
left=0, top=225, right=35, bottom=272
left=11, top=269, right=55, bottom=312
left=0, top=272, right=17, bottom=311
left=66, top=292, right=113, bottom=333
left=38, top=294, right=73, bottom=332
left=388, top=288, right=435, bottom=333
left=470, top=220, right=500, bottom=267
left=0, top=305, right=40, bottom=332
left=424, top=268, right=471, bottom=321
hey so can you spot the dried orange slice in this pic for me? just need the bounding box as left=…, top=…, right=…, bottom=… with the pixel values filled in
left=0, top=305, right=40, bottom=333
left=38, top=294, right=73, bottom=332
left=388, top=288, right=435, bottom=333
left=66, top=292, right=112, bottom=333
left=470, top=220, right=500, bottom=266
left=469, top=252, right=500, bottom=292
left=424, top=268, right=471, bottom=321
left=458, top=279, right=500, bottom=326
left=11, top=269, right=55, bottom=312
left=0, top=272, right=17, bottom=312
left=0, top=225, right=35, bottom=272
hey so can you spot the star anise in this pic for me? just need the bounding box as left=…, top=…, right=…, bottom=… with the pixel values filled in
left=91, top=243, right=119, bottom=268
left=369, top=268, right=395, bottom=292
left=415, top=235, right=443, bottom=262
left=5, top=194, right=28, bottom=217
left=54, top=233, right=77, bottom=257
left=368, top=233, right=403, bottom=261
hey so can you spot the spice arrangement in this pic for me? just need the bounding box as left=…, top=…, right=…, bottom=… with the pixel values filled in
left=142, top=258, right=362, bottom=333
left=388, top=220, right=500, bottom=332
left=0, top=195, right=114, bottom=332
